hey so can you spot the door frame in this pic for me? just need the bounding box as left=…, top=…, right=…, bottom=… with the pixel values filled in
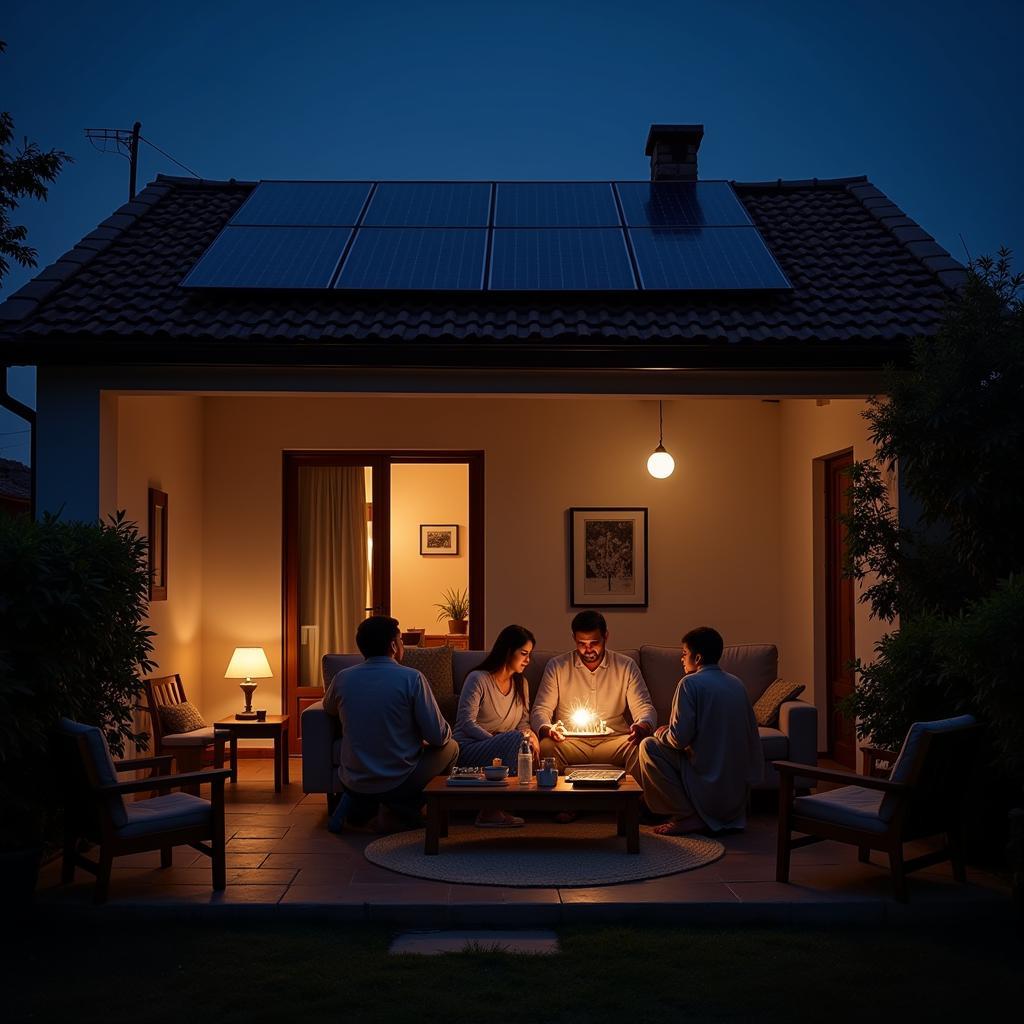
left=281, top=450, right=484, bottom=751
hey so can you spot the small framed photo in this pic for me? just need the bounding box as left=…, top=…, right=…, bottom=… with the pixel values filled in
left=569, top=507, right=648, bottom=607
left=420, top=524, right=459, bottom=556
left=148, top=487, right=168, bottom=601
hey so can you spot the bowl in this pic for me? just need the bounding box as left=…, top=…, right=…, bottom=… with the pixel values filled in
left=483, top=765, right=509, bottom=781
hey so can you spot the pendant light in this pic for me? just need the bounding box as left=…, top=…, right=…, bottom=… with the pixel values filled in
left=646, top=400, right=675, bottom=479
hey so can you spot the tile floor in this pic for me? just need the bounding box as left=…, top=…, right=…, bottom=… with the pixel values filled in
left=34, top=757, right=1012, bottom=925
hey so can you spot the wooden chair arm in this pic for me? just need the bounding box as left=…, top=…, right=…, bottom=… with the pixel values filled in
left=113, top=755, right=173, bottom=772
left=98, top=767, right=233, bottom=795
left=772, top=760, right=910, bottom=793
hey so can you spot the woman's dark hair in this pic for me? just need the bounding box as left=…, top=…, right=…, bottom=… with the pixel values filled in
left=681, top=625, right=724, bottom=666
left=473, top=624, right=536, bottom=706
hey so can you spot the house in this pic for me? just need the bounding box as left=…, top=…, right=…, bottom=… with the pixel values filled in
left=0, top=124, right=963, bottom=768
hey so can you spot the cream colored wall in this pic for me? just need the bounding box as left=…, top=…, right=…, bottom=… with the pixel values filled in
left=199, top=395, right=784, bottom=721
left=113, top=396, right=205, bottom=713
left=390, top=463, right=469, bottom=633
left=777, top=399, right=895, bottom=750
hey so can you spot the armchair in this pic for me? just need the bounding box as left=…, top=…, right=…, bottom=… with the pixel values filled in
left=144, top=673, right=226, bottom=790
left=775, top=715, right=978, bottom=901
left=58, top=718, right=231, bottom=904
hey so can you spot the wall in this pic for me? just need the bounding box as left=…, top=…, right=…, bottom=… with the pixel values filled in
left=198, top=394, right=785, bottom=722
left=390, top=463, right=469, bottom=633
left=113, top=396, right=205, bottom=709
left=777, top=399, right=895, bottom=750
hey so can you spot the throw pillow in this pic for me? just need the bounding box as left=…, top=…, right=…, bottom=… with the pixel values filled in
left=158, top=701, right=206, bottom=735
left=402, top=644, right=455, bottom=703
left=753, top=679, right=806, bottom=728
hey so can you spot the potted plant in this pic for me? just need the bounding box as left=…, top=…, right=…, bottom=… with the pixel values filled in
left=434, top=587, right=469, bottom=635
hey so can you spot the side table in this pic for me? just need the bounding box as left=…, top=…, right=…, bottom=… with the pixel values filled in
left=213, top=715, right=290, bottom=793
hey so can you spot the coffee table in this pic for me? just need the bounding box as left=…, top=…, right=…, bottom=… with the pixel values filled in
left=422, top=775, right=642, bottom=855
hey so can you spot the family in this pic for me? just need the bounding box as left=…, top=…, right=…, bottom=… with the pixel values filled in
left=324, top=610, right=763, bottom=836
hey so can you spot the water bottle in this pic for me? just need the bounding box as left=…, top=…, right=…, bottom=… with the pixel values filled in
left=517, top=735, right=532, bottom=785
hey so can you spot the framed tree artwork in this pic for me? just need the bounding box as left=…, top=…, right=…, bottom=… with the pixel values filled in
left=420, top=523, right=459, bottom=556
left=148, top=487, right=168, bottom=601
left=568, top=507, right=648, bottom=607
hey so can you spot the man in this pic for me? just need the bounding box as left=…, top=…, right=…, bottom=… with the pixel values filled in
left=638, top=626, right=763, bottom=835
left=324, top=615, right=458, bottom=833
left=531, top=609, right=656, bottom=782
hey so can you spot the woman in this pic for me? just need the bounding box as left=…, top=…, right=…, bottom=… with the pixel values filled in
left=455, top=624, right=541, bottom=827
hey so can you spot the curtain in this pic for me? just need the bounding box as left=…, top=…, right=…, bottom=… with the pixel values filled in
left=299, top=466, right=369, bottom=682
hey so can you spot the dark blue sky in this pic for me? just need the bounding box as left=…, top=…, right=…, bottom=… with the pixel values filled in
left=2, top=0, right=1022, bottom=462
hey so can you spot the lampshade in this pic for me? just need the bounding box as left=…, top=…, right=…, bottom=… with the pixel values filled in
left=647, top=446, right=676, bottom=479
left=224, top=647, right=273, bottom=680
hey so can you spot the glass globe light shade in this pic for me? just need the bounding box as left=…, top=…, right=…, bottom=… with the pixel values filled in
left=647, top=445, right=675, bottom=479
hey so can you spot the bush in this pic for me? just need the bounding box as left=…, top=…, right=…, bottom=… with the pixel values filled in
left=0, top=511, right=155, bottom=846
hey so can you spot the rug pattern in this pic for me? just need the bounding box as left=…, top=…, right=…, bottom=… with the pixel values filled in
left=363, top=823, right=724, bottom=887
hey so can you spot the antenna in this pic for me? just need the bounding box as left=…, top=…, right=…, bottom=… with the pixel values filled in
left=84, top=122, right=201, bottom=200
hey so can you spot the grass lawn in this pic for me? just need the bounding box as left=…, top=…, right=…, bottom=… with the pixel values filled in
left=9, top=919, right=1022, bottom=1023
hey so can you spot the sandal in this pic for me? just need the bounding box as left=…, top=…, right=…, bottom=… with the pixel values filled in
left=474, top=811, right=525, bottom=828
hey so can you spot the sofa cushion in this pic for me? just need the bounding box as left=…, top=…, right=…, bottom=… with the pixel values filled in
left=401, top=645, right=455, bottom=700
left=157, top=701, right=206, bottom=735
left=718, top=644, right=779, bottom=704
left=753, top=679, right=806, bottom=727
left=794, top=785, right=887, bottom=833
left=757, top=726, right=789, bottom=761
left=637, top=645, right=685, bottom=721
left=322, top=653, right=361, bottom=688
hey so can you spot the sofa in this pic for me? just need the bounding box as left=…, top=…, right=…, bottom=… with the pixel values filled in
left=301, top=643, right=817, bottom=806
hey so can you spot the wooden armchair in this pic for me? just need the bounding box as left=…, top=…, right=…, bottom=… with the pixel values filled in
left=775, top=715, right=979, bottom=902
left=58, top=718, right=231, bottom=904
left=144, top=673, right=225, bottom=782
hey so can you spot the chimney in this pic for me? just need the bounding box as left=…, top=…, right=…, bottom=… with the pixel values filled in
left=645, top=124, right=704, bottom=181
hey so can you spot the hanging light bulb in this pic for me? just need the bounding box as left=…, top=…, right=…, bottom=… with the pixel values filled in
left=646, top=400, right=675, bottom=478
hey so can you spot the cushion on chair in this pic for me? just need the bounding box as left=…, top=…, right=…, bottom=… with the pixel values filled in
left=794, top=785, right=888, bottom=833
left=117, top=792, right=212, bottom=837
left=402, top=645, right=455, bottom=701
left=58, top=718, right=128, bottom=828
left=753, top=679, right=806, bottom=727
left=157, top=701, right=206, bottom=735
left=879, top=714, right=977, bottom=821
left=160, top=725, right=220, bottom=747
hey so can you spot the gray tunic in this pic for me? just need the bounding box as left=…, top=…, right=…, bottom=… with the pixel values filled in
left=454, top=669, right=529, bottom=742
left=665, top=664, right=764, bottom=830
left=322, top=655, right=451, bottom=794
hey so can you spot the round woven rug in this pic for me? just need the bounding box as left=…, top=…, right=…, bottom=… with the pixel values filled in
left=363, top=823, right=724, bottom=887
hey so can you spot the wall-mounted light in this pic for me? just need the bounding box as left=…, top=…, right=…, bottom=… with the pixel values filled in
left=646, top=400, right=675, bottom=479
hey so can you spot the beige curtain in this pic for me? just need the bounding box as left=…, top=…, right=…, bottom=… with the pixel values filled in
left=299, top=467, right=369, bottom=680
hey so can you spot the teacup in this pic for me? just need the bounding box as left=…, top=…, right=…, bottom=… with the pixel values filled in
left=483, top=765, right=509, bottom=781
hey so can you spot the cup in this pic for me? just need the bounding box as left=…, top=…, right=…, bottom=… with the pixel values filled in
left=255, top=709, right=267, bottom=721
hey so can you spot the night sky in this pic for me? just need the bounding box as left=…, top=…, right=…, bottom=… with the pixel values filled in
left=2, top=0, right=1022, bottom=463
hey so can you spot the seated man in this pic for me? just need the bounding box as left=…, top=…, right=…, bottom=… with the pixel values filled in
left=531, top=609, right=656, bottom=782
left=324, top=615, right=458, bottom=833
left=639, top=626, right=763, bottom=835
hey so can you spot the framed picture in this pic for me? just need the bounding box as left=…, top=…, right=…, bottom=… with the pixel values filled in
left=148, top=487, right=168, bottom=601
left=569, top=507, right=648, bottom=607
left=420, top=523, right=459, bottom=556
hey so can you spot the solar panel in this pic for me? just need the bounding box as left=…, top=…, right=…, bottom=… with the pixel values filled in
left=182, top=226, right=351, bottom=289
left=494, top=183, right=619, bottom=226
left=629, top=227, right=790, bottom=290
left=335, top=228, right=487, bottom=290
left=362, top=182, right=491, bottom=226
left=490, top=229, right=636, bottom=290
left=615, top=181, right=752, bottom=227
left=231, top=182, right=371, bottom=226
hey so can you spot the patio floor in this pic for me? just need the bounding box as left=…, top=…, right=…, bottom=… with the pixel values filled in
left=34, top=758, right=1013, bottom=926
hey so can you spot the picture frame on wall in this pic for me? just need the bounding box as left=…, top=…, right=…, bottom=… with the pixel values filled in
left=569, top=507, right=648, bottom=607
left=148, top=487, right=168, bottom=601
left=420, top=523, right=459, bottom=556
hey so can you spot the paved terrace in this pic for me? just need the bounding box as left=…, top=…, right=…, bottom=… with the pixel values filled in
left=35, top=760, right=1012, bottom=925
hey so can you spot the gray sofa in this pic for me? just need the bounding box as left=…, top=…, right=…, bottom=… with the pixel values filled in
left=301, top=643, right=817, bottom=805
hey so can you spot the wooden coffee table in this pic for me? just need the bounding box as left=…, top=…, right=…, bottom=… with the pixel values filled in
left=422, top=775, right=643, bottom=855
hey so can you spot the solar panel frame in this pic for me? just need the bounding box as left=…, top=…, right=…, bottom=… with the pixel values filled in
left=488, top=228, right=637, bottom=291
left=614, top=181, right=753, bottom=227
left=229, top=181, right=373, bottom=227
left=628, top=226, right=791, bottom=291
left=181, top=225, right=353, bottom=289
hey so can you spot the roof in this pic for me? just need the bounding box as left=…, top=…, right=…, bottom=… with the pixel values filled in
left=0, top=173, right=964, bottom=370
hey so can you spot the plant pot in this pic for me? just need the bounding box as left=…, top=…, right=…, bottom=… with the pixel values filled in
left=448, top=619, right=468, bottom=635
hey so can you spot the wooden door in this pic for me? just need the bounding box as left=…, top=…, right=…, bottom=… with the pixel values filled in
left=825, top=450, right=856, bottom=769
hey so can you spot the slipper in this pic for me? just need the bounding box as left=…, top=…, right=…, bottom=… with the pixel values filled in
left=651, top=817, right=704, bottom=836
left=474, top=812, right=525, bottom=828
left=554, top=811, right=578, bottom=825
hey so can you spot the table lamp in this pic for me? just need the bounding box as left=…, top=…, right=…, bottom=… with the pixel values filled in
left=225, top=647, right=273, bottom=720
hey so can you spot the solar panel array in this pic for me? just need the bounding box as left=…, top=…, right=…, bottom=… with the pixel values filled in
left=182, top=181, right=791, bottom=292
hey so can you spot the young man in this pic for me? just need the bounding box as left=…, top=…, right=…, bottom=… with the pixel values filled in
left=531, top=609, right=656, bottom=781
left=638, top=626, right=763, bottom=835
left=324, top=615, right=458, bottom=833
